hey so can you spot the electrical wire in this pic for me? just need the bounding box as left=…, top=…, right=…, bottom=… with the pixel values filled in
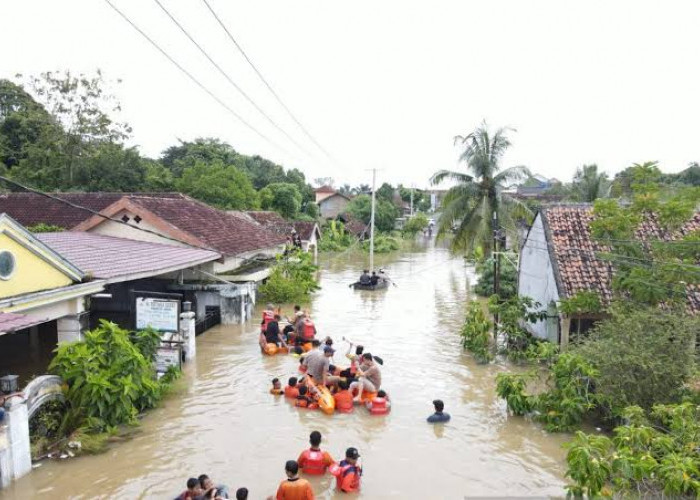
left=200, top=0, right=336, bottom=163
left=102, top=0, right=284, bottom=153
left=152, top=0, right=312, bottom=158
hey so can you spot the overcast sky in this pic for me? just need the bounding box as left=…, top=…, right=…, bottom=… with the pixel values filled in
left=2, top=1, right=699, bottom=189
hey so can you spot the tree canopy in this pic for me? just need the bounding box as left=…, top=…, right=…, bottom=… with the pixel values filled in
left=346, top=194, right=399, bottom=232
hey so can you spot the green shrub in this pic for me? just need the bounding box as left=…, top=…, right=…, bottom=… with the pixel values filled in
left=27, top=223, right=65, bottom=233
left=361, top=234, right=401, bottom=253
left=402, top=213, right=429, bottom=236
left=259, top=250, right=320, bottom=303
left=460, top=301, right=493, bottom=363
left=474, top=256, right=517, bottom=299
left=49, top=320, right=170, bottom=432
left=318, top=220, right=354, bottom=252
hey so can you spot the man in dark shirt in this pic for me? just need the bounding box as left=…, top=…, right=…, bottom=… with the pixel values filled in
left=265, top=315, right=286, bottom=347
left=359, top=270, right=371, bottom=285
left=369, top=272, right=379, bottom=286
left=427, top=399, right=451, bottom=423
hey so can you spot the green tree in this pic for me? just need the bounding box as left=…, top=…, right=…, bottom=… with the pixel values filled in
left=571, top=164, right=610, bottom=202
left=346, top=194, right=399, bottom=232
left=403, top=213, right=429, bottom=236
left=376, top=182, right=395, bottom=202
left=160, top=137, right=239, bottom=178
left=72, top=143, right=146, bottom=192
left=142, top=159, right=175, bottom=191
left=259, top=182, right=302, bottom=218
left=431, top=121, right=531, bottom=256
left=176, top=160, right=258, bottom=210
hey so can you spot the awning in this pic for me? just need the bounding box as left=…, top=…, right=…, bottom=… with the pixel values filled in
left=0, top=312, right=48, bottom=335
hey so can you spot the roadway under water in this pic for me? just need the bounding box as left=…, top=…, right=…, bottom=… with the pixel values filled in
left=2, top=240, right=569, bottom=499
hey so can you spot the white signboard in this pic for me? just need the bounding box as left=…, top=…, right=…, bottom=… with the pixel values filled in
left=136, top=298, right=179, bottom=332
left=156, top=346, right=181, bottom=373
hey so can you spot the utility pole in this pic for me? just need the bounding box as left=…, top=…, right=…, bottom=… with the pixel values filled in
left=492, top=210, right=500, bottom=332
left=369, top=168, right=377, bottom=273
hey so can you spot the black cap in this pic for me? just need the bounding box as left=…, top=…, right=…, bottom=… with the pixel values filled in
left=323, top=345, right=335, bottom=354
left=345, top=447, right=360, bottom=459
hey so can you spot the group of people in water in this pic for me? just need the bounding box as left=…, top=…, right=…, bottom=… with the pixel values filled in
left=175, top=431, right=361, bottom=499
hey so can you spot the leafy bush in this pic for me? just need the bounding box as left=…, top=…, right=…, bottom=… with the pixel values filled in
left=474, top=256, right=517, bottom=300
left=496, top=372, right=532, bottom=415
left=565, top=403, right=700, bottom=498
left=49, top=320, right=169, bottom=432
left=460, top=301, right=493, bottom=363
left=318, top=220, right=354, bottom=252
left=258, top=250, right=320, bottom=303
left=27, top=223, right=65, bottom=233
left=361, top=234, right=401, bottom=253
left=402, top=213, right=429, bottom=236
left=574, top=306, right=699, bottom=416
left=488, top=295, right=547, bottom=362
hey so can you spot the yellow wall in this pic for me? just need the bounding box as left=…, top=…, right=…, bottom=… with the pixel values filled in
left=0, top=233, right=74, bottom=299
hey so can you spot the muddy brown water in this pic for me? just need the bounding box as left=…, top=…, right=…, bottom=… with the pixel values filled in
left=2, top=240, right=569, bottom=499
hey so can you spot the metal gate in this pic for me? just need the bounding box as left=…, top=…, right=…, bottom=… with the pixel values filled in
left=195, top=306, right=221, bottom=336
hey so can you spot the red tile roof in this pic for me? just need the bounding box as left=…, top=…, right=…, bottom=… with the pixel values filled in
left=0, top=192, right=286, bottom=257
left=314, top=185, right=336, bottom=193
left=540, top=204, right=700, bottom=313
left=291, top=221, right=320, bottom=241
left=37, top=232, right=220, bottom=281
left=244, top=211, right=293, bottom=236
left=0, top=312, right=47, bottom=334
left=115, top=195, right=287, bottom=256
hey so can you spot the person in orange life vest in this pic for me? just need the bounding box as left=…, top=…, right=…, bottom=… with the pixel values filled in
left=261, top=303, right=275, bottom=333
left=297, top=431, right=335, bottom=475
left=284, top=377, right=300, bottom=398
left=294, top=385, right=318, bottom=409
left=300, top=314, right=316, bottom=342
left=270, top=378, right=283, bottom=395
left=275, top=460, right=314, bottom=500
left=333, top=380, right=354, bottom=413
left=365, top=389, right=390, bottom=414
left=330, top=447, right=362, bottom=493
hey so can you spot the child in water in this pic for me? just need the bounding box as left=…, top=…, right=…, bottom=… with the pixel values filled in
left=284, top=377, right=300, bottom=398
left=365, top=390, right=391, bottom=414
left=295, top=385, right=319, bottom=409
left=269, top=378, right=283, bottom=395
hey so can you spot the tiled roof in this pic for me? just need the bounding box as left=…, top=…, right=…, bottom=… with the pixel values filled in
left=291, top=221, right=319, bottom=241
left=540, top=204, right=700, bottom=313
left=128, top=197, right=288, bottom=255
left=340, top=214, right=367, bottom=237
left=0, top=312, right=47, bottom=334
left=244, top=211, right=293, bottom=236
left=37, top=232, right=220, bottom=281
left=314, top=185, right=336, bottom=193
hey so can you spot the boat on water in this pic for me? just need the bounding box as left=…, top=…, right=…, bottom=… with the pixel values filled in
left=351, top=168, right=392, bottom=292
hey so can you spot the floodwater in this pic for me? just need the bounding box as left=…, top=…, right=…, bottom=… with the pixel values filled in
left=2, top=240, right=569, bottom=499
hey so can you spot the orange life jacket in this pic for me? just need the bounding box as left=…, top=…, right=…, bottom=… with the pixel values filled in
left=334, top=391, right=354, bottom=413
left=261, top=310, right=275, bottom=332
left=295, top=397, right=318, bottom=409
left=332, top=461, right=361, bottom=492
left=369, top=397, right=389, bottom=415
left=284, top=386, right=299, bottom=398
left=302, top=319, right=315, bottom=340
left=299, top=449, right=327, bottom=475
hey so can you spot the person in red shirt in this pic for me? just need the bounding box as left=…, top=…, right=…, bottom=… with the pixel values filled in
left=297, top=431, right=335, bottom=475
left=275, top=460, right=314, bottom=500
left=333, top=380, right=354, bottom=413
left=330, top=447, right=362, bottom=493
left=294, top=386, right=318, bottom=409
left=284, top=377, right=300, bottom=398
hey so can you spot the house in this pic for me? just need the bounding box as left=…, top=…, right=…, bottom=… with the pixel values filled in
left=243, top=210, right=292, bottom=237
left=318, top=192, right=351, bottom=219
left=0, top=192, right=286, bottom=276
left=518, top=204, right=700, bottom=347
left=314, top=185, right=337, bottom=203
left=515, top=174, right=563, bottom=200
left=291, top=221, right=321, bottom=261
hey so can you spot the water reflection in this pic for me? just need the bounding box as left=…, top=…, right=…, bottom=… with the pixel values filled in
left=1, top=241, right=568, bottom=499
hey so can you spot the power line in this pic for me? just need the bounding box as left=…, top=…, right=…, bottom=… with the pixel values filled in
left=200, top=0, right=336, bottom=163
left=152, top=0, right=312, bottom=158
left=102, top=0, right=284, bottom=154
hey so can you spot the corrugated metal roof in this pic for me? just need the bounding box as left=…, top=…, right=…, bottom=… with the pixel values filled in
left=37, top=232, right=220, bottom=281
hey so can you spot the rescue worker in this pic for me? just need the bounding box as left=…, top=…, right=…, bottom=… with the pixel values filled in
left=350, top=353, right=382, bottom=403
left=365, top=389, right=390, bottom=415
left=333, top=380, right=354, bottom=413
left=330, top=447, right=362, bottom=493
left=297, top=431, right=335, bottom=475
left=300, top=314, right=316, bottom=343
left=284, top=377, right=300, bottom=398
left=275, top=460, right=314, bottom=499
left=369, top=271, right=379, bottom=286
left=261, top=303, right=275, bottom=333
left=359, top=270, right=371, bottom=286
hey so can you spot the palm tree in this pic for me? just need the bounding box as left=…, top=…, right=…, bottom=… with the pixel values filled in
left=572, top=164, right=610, bottom=202
left=431, top=122, right=531, bottom=256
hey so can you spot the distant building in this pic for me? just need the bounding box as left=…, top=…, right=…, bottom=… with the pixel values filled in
left=518, top=204, right=700, bottom=347
left=515, top=175, right=562, bottom=200
left=314, top=185, right=337, bottom=203
left=318, top=192, right=351, bottom=219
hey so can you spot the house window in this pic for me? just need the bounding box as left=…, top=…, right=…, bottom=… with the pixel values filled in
left=134, top=215, right=142, bottom=224
left=121, top=215, right=130, bottom=223
left=0, top=250, right=16, bottom=280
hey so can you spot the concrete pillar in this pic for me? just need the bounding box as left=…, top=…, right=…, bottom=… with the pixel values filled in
left=4, top=398, right=31, bottom=481
left=180, top=311, right=196, bottom=361
left=0, top=425, right=10, bottom=489
left=560, top=316, right=571, bottom=350
left=57, top=315, right=82, bottom=343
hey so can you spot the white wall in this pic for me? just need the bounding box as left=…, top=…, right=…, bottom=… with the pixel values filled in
left=517, top=213, right=560, bottom=341
left=89, top=209, right=191, bottom=247
left=319, top=196, right=349, bottom=218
